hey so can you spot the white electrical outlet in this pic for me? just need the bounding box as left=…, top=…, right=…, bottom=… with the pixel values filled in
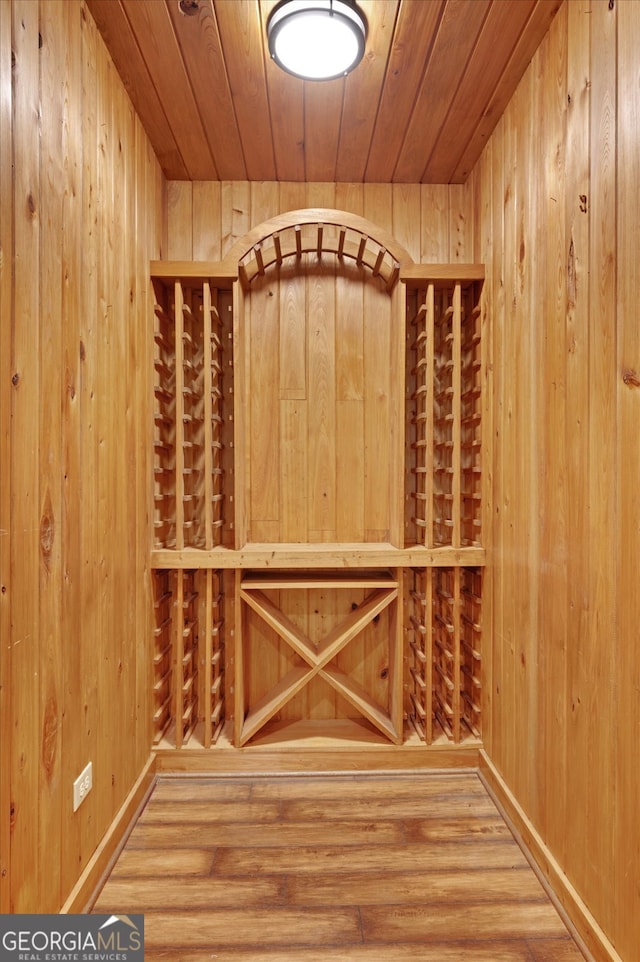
left=73, top=762, right=93, bottom=812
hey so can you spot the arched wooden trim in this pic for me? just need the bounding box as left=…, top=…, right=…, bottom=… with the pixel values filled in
left=223, top=209, right=415, bottom=292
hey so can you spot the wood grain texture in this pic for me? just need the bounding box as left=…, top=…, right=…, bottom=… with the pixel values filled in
left=616, top=4, right=640, bottom=958
left=86, top=0, right=561, bottom=185
left=165, top=189, right=476, bottom=270
left=93, top=773, right=585, bottom=960
left=9, top=0, right=42, bottom=911
left=242, top=264, right=398, bottom=545
left=476, top=1, right=638, bottom=959
left=0, top=0, right=13, bottom=912
left=1, top=0, right=162, bottom=912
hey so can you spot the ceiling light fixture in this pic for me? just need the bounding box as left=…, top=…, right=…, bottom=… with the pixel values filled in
left=266, top=0, right=367, bottom=82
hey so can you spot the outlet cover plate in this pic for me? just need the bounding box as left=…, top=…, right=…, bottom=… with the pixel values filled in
left=73, top=761, right=93, bottom=812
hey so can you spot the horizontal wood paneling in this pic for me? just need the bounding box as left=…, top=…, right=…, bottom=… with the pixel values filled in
left=474, top=1, right=639, bottom=959
left=0, top=0, right=164, bottom=913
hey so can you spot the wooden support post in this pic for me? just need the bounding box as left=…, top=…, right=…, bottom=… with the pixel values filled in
left=453, top=566, right=461, bottom=743
left=174, top=282, right=185, bottom=550
left=203, top=569, right=213, bottom=748
left=452, top=283, right=462, bottom=548
left=232, top=280, right=246, bottom=548
left=425, top=568, right=434, bottom=744
left=425, top=283, right=435, bottom=548
left=233, top=569, right=244, bottom=746
left=203, top=283, right=213, bottom=550
left=174, top=570, right=185, bottom=748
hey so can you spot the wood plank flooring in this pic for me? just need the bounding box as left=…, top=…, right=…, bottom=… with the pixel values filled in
left=93, top=772, right=588, bottom=961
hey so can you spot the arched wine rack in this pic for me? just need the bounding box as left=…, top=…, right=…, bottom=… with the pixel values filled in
left=150, top=210, right=485, bottom=753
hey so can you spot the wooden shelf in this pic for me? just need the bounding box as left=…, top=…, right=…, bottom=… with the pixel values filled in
left=152, top=544, right=486, bottom=569
left=241, top=571, right=397, bottom=590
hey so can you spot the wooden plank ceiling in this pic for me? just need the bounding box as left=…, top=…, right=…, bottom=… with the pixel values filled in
left=87, top=0, right=561, bottom=184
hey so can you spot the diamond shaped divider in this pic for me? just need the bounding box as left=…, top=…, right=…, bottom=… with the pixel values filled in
left=238, top=580, right=399, bottom=746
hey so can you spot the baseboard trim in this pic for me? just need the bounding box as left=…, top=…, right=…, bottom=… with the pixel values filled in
left=60, top=754, right=157, bottom=914
left=153, top=745, right=481, bottom=773
left=478, top=750, right=622, bottom=962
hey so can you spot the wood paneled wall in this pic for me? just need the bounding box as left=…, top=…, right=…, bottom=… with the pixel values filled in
left=3, top=1, right=637, bottom=952
left=0, top=0, right=164, bottom=912
left=472, top=1, right=640, bottom=958
left=244, top=267, right=400, bottom=545
left=164, top=181, right=475, bottom=265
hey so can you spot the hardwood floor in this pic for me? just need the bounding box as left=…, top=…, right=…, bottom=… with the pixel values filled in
left=93, top=772, right=588, bottom=961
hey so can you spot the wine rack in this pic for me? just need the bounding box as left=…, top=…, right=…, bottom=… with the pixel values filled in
left=150, top=220, right=485, bottom=752
left=153, top=301, right=176, bottom=549
left=152, top=570, right=173, bottom=744
left=407, top=279, right=483, bottom=549
left=408, top=565, right=482, bottom=745
left=152, top=279, right=232, bottom=552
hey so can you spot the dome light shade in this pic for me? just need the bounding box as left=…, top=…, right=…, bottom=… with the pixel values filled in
left=267, top=0, right=367, bottom=82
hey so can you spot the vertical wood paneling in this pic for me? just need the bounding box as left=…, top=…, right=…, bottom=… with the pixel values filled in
left=95, top=8, right=113, bottom=848
left=335, top=182, right=364, bottom=216
left=278, top=181, right=306, bottom=214
left=499, top=97, right=516, bottom=787
left=60, top=0, right=84, bottom=902
left=448, top=183, right=473, bottom=262
left=307, top=262, right=337, bottom=542
left=248, top=279, right=280, bottom=539
left=537, top=13, right=569, bottom=853
left=475, top=137, right=493, bottom=759
left=10, top=0, right=42, bottom=912
left=250, top=180, right=280, bottom=227
left=280, top=272, right=306, bottom=400
left=335, top=273, right=365, bottom=541
left=363, top=183, right=393, bottom=236
left=488, top=116, right=505, bottom=776
left=476, top=2, right=638, bottom=958
left=616, top=5, right=640, bottom=956
left=364, top=275, right=391, bottom=542
left=166, top=180, right=193, bottom=259
left=585, top=0, right=617, bottom=933
left=563, top=0, right=592, bottom=921
left=420, top=185, right=449, bottom=262
left=519, top=54, right=540, bottom=829
left=77, top=0, right=101, bottom=886
left=392, top=184, right=421, bottom=262
left=39, top=0, right=65, bottom=905
left=0, top=0, right=14, bottom=912
left=168, top=183, right=474, bottom=271
left=1, top=0, right=162, bottom=912
left=242, top=263, right=399, bottom=547
left=192, top=182, right=222, bottom=261
left=222, top=181, right=251, bottom=257
left=306, top=182, right=336, bottom=210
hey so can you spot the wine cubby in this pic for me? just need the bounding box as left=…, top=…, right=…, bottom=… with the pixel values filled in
left=408, top=565, right=482, bottom=744
left=153, top=302, right=176, bottom=549
left=150, top=212, right=485, bottom=753
left=152, top=278, right=233, bottom=552
left=152, top=570, right=173, bottom=744
left=235, top=570, right=403, bottom=746
left=406, top=279, right=483, bottom=549
left=152, top=568, right=227, bottom=749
